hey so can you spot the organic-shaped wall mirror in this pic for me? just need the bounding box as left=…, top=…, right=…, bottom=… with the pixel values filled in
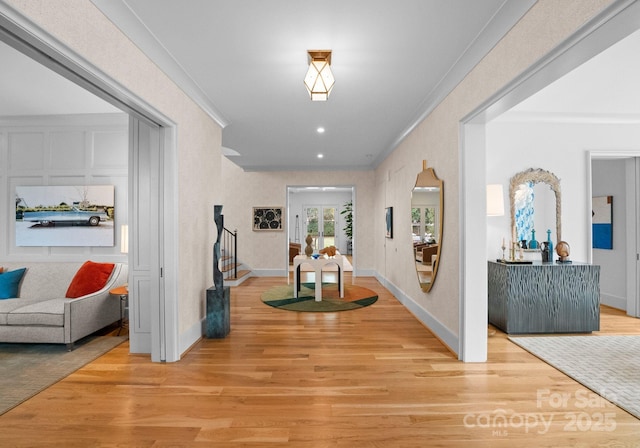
left=411, top=161, right=443, bottom=292
left=509, top=168, right=561, bottom=248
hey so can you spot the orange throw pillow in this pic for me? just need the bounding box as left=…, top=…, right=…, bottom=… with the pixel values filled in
left=65, top=261, right=115, bottom=298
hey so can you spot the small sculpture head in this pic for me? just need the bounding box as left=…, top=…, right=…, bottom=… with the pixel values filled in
left=556, top=241, right=570, bottom=260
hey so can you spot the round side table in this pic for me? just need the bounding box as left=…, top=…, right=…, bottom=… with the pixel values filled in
left=109, top=285, right=128, bottom=335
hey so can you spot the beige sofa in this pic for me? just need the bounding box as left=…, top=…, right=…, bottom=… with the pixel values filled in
left=0, top=262, right=127, bottom=350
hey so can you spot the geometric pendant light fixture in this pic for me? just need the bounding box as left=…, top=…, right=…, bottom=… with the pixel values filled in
left=303, top=50, right=335, bottom=101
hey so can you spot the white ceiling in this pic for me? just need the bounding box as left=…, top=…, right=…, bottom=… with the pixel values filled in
left=90, top=0, right=535, bottom=171
left=0, top=39, right=120, bottom=116
left=1, top=1, right=638, bottom=171
left=497, top=27, right=640, bottom=123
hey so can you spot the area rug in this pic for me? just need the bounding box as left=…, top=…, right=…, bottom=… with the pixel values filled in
left=0, top=335, right=127, bottom=415
left=509, top=335, right=640, bottom=420
left=261, top=282, right=377, bottom=312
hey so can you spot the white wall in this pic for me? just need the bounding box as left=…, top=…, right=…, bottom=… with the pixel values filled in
left=373, top=0, right=617, bottom=358
left=486, top=121, right=640, bottom=264
left=592, top=158, right=628, bottom=310
left=0, top=113, right=128, bottom=262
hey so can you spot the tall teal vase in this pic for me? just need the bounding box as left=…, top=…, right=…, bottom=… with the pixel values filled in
left=529, top=229, right=538, bottom=249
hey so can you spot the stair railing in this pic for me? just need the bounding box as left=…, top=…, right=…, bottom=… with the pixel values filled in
left=222, top=227, right=237, bottom=279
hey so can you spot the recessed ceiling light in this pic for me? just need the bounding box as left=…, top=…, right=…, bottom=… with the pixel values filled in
left=317, top=153, right=324, bottom=159
left=317, top=127, right=325, bottom=133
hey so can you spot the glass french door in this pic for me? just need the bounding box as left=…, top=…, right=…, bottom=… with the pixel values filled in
left=411, top=206, right=438, bottom=243
left=303, top=206, right=336, bottom=251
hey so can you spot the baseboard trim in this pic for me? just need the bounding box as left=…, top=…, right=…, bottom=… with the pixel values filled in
left=252, top=269, right=288, bottom=277
left=183, top=269, right=460, bottom=360
left=179, top=318, right=205, bottom=360
left=600, top=293, right=627, bottom=311
left=376, top=273, right=459, bottom=357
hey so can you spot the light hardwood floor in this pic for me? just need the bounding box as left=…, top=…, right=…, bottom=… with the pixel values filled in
left=2, top=274, right=640, bottom=447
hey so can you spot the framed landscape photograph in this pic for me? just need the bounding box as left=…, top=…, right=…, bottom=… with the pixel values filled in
left=385, top=206, right=393, bottom=239
left=15, top=185, right=115, bottom=247
left=253, top=207, right=283, bottom=231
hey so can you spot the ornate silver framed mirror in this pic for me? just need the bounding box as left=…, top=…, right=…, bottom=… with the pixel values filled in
left=509, top=168, right=561, bottom=248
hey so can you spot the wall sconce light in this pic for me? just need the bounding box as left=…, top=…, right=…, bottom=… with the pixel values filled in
left=120, top=224, right=129, bottom=254
left=304, top=50, right=334, bottom=101
left=486, top=184, right=505, bottom=217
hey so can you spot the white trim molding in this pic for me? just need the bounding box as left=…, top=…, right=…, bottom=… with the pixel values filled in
left=91, top=0, right=228, bottom=128
left=376, top=273, right=458, bottom=355
left=0, top=2, right=181, bottom=362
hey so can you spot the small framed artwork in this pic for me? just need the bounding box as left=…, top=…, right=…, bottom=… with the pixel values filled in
left=253, top=207, right=283, bottom=231
left=385, top=206, right=393, bottom=239
left=592, top=195, right=613, bottom=249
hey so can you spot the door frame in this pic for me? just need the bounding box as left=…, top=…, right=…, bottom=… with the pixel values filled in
left=588, top=151, right=640, bottom=318
left=459, top=0, right=640, bottom=361
left=0, top=4, right=180, bottom=362
left=286, top=186, right=356, bottom=273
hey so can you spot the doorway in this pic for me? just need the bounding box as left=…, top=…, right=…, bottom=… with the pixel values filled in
left=0, top=10, right=179, bottom=361
left=287, top=186, right=355, bottom=270
left=462, top=2, right=640, bottom=361
left=590, top=154, right=640, bottom=318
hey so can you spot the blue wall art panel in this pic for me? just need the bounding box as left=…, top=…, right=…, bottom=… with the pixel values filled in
left=592, top=195, right=612, bottom=250
left=514, top=181, right=534, bottom=242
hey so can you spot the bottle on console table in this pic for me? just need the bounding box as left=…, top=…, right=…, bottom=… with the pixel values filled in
left=529, top=229, right=538, bottom=249
left=541, top=241, right=551, bottom=263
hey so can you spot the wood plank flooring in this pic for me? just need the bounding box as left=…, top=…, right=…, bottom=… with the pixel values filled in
left=2, top=274, right=640, bottom=447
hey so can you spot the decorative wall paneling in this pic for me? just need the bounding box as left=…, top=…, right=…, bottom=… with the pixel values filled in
left=0, top=113, right=128, bottom=261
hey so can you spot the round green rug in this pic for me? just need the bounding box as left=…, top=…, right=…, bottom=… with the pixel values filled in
left=261, top=282, right=378, bottom=312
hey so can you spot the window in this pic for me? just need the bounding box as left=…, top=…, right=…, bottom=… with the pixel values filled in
left=412, top=206, right=438, bottom=243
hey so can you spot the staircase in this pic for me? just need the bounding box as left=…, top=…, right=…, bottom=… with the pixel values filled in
left=220, top=227, right=252, bottom=286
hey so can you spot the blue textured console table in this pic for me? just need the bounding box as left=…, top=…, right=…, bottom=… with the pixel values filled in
left=488, top=261, right=600, bottom=334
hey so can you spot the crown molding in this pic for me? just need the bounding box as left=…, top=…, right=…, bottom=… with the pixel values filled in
left=494, top=111, right=640, bottom=124
left=0, top=112, right=128, bottom=127
left=0, top=1, right=175, bottom=128
left=373, top=0, right=538, bottom=167
left=463, top=0, right=640, bottom=125
left=91, top=0, right=229, bottom=128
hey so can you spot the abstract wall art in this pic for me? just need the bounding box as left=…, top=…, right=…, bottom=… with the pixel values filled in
left=253, top=207, right=283, bottom=231
left=592, top=195, right=613, bottom=250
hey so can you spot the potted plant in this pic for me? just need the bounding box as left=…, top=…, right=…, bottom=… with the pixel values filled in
left=340, top=200, right=353, bottom=254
